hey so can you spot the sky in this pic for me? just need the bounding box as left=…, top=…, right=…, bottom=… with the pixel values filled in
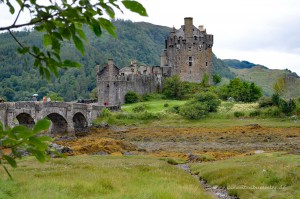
left=118, top=0, right=300, bottom=76
left=1, top=0, right=300, bottom=75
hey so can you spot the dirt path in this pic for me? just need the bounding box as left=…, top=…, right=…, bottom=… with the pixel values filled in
left=177, top=164, right=237, bottom=199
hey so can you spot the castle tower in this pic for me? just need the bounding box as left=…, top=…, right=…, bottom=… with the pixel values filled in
left=160, top=17, right=214, bottom=83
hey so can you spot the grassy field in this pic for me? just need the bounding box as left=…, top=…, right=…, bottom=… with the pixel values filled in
left=94, top=100, right=300, bottom=128
left=0, top=156, right=212, bottom=199
left=190, top=152, right=300, bottom=199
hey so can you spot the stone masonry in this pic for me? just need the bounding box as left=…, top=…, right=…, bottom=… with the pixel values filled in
left=97, top=17, right=214, bottom=106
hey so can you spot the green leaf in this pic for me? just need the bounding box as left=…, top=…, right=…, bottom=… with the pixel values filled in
left=90, top=19, right=102, bottom=37
left=33, top=119, right=51, bottom=134
left=3, top=155, right=17, bottom=168
left=34, top=151, right=46, bottom=162
left=60, top=27, right=71, bottom=40
left=29, top=137, right=48, bottom=151
left=63, top=60, right=81, bottom=68
left=43, top=34, right=52, bottom=47
left=76, top=28, right=87, bottom=42
left=6, top=1, right=15, bottom=14
left=37, top=136, right=53, bottom=142
left=17, top=47, right=30, bottom=54
left=11, top=125, right=32, bottom=139
left=99, top=18, right=116, bottom=38
left=122, top=0, right=148, bottom=16
left=72, top=35, right=84, bottom=55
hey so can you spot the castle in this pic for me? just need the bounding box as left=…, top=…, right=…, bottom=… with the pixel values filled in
left=97, top=17, right=214, bottom=106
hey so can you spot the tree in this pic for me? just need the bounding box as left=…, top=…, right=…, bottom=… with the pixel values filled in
left=0, top=119, right=52, bottom=179
left=0, top=0, right=147, bottom=79
left=163, top=75, right=185, bottom=99
left=2, top=88, right=15, bottom=101
left=212, top=74, right=221, bottom=85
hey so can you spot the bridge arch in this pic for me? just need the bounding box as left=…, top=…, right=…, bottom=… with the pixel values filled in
left=16, top=113, right=35, bottom=129
left=73, top=112, right=88, bottom=134
left=46, top=113, right=68, bottom=135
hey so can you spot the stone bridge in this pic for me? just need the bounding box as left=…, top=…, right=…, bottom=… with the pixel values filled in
left=0, top=102, right=104, bottom=135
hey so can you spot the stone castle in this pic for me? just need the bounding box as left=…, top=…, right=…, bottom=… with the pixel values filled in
left=97, top=17, right=214, bottom=106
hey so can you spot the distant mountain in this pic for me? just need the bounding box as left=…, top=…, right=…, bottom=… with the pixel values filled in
left=223, top=59, right=258, bottom=69
left=230, top=66, right=300, bottom=97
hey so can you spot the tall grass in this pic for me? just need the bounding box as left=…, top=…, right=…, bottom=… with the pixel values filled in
left=190, top=153, right=300, bottom=199
left=0, top=156, right=212, bottom=199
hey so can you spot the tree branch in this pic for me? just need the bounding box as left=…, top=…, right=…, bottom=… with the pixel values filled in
left=12, top=0, right=27, bottom=26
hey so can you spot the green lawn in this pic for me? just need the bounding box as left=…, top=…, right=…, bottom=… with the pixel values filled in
left=190, top=152, right=300, bottom=199
left=122, top=100, right=186, bottom=113
left=0, top=156, right=212, bottom=199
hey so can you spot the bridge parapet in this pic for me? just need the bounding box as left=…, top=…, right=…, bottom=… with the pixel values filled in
left=0, top=102, right=106, bottom=135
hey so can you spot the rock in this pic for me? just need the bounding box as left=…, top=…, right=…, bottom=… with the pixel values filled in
left=188, top=153, right=199, bottom=162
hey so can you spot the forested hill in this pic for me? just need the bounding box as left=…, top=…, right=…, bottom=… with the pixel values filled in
left=0, top=20, right=232, bottom=102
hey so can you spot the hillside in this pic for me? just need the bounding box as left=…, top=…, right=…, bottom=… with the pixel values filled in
left=230, top=66, right=300, bottom=97
left=0, top=20, right=232, bottom=102
left=223, top=59, right=257, bottom=69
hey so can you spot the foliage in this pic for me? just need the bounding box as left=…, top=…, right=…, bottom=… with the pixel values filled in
left=280, top=99, right=296, bottom=115
left=219, top=78, right=262, bottom=102
left=47, top=91, right=64, bottom=102
left=273, top=78, right=285, bottom=95
left=0, top=119, right=52, bottom=179
left=100, top=108, right=112, bottom=117
left=179, top=92, right=220, bottom=120
left=89, top=88, right=98, bottom=100
left=212, top=74, right=221, bottom=85
left=258, top=96, right=274, bottom=108
left=193, top=92, right=221, bottom=112
left=200, top=73, right=210, bottom=87
left=132, top=104, right=147, bottom=113
left=179, top=103, right=209, bottom=119
left=142, top=93, right=166, bottom=101
left=249, top=110, right=261, bottom=117
left=234, top=111, right=245, bottom=118
left=0, top=0, right=147, bottom=79
left=163, top=75, right=185, bottom=99
left=125, top=91, right=140, bottom=104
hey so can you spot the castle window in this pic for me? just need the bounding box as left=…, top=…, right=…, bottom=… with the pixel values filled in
left=194, top=36, right=197, bottom=40
left=189, top=57, right=193, bottom=67
left=188, top=47, right=191, bottom=51
left=206, top=62, right=208, bottom=66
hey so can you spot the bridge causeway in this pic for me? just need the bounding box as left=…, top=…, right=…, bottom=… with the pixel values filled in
left=0, top=102, right=104, bottom=135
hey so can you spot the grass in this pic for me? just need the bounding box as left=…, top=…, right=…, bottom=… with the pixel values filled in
left=190, top=152, right=300, bottom=199
left=0, top=156, right=212, bottom=199
left=122, top=100, right=186, bottom=113
left=93, top=99, right=300, bottom=128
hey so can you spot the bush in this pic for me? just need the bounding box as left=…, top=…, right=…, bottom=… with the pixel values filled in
left=234, top=111, right=245, bottom=118
left=169, top=105, right=180, bottom=114
left=193, top=92, right=221, bottom=112
left=179, top=103, right=209, bottom=119
left=258, top=97, right=274, bottom=108
left=280, top=99, right=296, bottom=115
left=263, top=107, right=282, bottom=117
left=101, top=108, right=111, bottom=117
left=142, top=93, right=165, bottom=101
left=132, top=104, right=147, bottom=113
left=249, top=110, right=261, bottom=117
left=125, top=91, right=140, bottom=104
left=164, top=103, right=169, bottom=107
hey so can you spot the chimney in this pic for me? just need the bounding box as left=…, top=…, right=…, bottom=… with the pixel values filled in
left=184, top=17, right=193, bottom=39
left=108, top=59, right=114, bottom=76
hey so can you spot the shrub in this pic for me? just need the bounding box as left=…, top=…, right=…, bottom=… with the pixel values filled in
left=125, top=91, right=140, bottom=104
left=164, top=103, right=169, bottom=107
left=132, top=104, right=147, bottom=113
left=263, top=107, right=282, bottom=117
left=280, top=99, right=296, bottom=115
left=142, top=93, right=165, bottom=101
left=169, top=105, right=180, bottom=114
left=193, top=92, right=221, bottom=112
left=258, top=97, right=274, bottom=108
left=101, top=108, right=111, bottom=117
left=179, top=103, right=209, bottom=119
left=234, top=111, right=245, bottom=118
left=249, top=110, right=261, bottom=117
